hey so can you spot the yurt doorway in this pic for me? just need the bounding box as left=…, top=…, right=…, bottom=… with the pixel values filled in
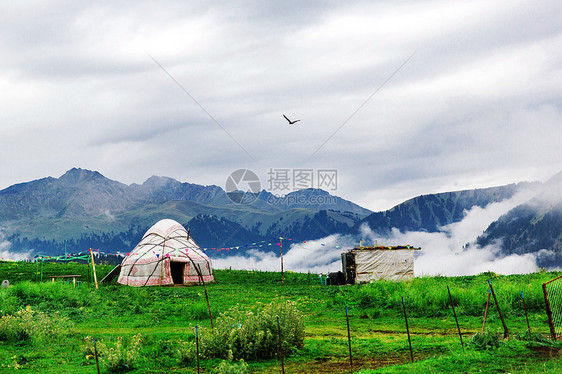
left=170, top=261, right=184, bottom=285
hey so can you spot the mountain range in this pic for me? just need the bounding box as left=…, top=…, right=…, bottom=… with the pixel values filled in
left=1, top=168, right=560, bottom=268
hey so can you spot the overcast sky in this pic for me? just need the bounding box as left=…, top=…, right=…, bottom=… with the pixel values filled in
left=0, top=0, right=560, bottom=211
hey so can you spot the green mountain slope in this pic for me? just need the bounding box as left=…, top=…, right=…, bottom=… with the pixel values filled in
left=0, top=168, right=369, bottom=256
left=476, top=172, right=562, bottom=266
left=357, top=183, right=539, bottom=234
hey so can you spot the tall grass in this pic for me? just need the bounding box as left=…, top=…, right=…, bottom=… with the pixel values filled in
left=349, top=271, right=558, bottom=318
left=0, top=260, right=116, bottom=283
left=0, top=305, right=75, bottom=344
left=0, top=261, right=561, bottom=373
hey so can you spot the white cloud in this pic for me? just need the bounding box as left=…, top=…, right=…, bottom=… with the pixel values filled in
left=361, top=188, right=544, bottom=276
left=0, top=236, right=32, bottom=261
left=0, top=250, right=33, bottom=262
left=212, top=187, right=548, bottom=276
left=213, top=234, right=355, bottom=274
left=0, top=0, right=560, bottom=213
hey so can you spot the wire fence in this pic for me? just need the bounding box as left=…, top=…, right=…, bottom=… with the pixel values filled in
left=543, top=275, right=562, bottom=340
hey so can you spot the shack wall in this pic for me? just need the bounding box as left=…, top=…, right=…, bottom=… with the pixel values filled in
left=353, top=249, right=414, bottom=283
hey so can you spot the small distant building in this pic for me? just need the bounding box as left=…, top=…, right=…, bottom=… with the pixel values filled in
left=341, top=245, right=421, bottom=283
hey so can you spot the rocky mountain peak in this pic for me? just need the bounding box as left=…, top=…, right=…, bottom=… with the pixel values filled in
left=58, top=167, right=105, bottom=185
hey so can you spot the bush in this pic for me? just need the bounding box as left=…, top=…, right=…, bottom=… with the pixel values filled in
left=0, top=291, right=21, bottom=316
left=177, top=340, right=197, bottom=366
left=83, top=334, right=142, bottom=373
left=214, top=353, right=249, bottom=374
left=469, top=331, right=501, bottom=350
left=0, top=305, right=75, bottom=344
left=200, top=300, right=304, bottom=361
left=515, top=331, right=562, bottom=349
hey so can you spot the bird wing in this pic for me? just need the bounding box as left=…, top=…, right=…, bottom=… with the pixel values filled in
left=283, top=114, right=290, bottom=122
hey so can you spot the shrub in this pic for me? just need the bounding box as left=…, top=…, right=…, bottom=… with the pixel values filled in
left=0, top=291, right=21, bottom=316
left=214, top=352, right=249, bottom=374
left=469, top=331, right=501, bottom=350
left=0, top=305, right=75, bottom=344
left=200, top=300, right=304, bottom=361
left=83, top=334, right=142, bottom=373
left=177, top=340, right=197, bottom=366
left=515, top=331, right=562, bottom=349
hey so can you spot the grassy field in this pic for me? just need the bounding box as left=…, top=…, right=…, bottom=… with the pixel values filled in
left=1, top=261, right=562, bottom=373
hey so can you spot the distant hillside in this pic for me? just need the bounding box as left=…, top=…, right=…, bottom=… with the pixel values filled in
left=476, top=172, right=562, bottom=267
left=259, top=188, right=372, bottom=216
left=357, top=183, right=539, bottom=234
left=0, top=168, right=371, bottom=256
left=2, top=167, right=560, bottom=270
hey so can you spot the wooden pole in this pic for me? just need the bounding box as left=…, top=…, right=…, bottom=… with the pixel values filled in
left=280, top=237, right=284, bottom=286
left=90, top=248, right=99, bottom=290
left=196, top=325, right=200, bottom=374
left=197, top=264, right=214, bottom=330
left=447, top=285, right=464, bottom=349
left=93, top=337, right=101, bottom=374
left=277, top=316, right=285, bottom=374
left=482, top=290, right=491, bottom=334
left=159, top=240, right=165, bottom=286
left=488, top=280, right=508, bottom=338
left=521, top=291, right=531, bottom=334
left=542, top=282, right=557, bottom=341
left=346, top=306, right=353, bottom=373
left=402, top=296, right=414, bottom=363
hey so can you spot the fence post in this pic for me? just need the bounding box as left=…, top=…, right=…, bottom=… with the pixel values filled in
left=402, top=296, right=414, bottom=363
left=90, top=248, right=99, bottom=290
left=521, top=291, right=531, bottom=334
left=93, top=337, right=100, bottom=374
left=488, top=280, right=508, bottom=338
left=277, top=316, right=285, bottom=374
left=346, top=306, right=353, bottom=373
left=447, top=285, right=464, bottom=349
left=279, top=237, right=285, bottom=286
left=196, top=325, right=200, bottom=374
left=197, top=264, right=214, bottom=330
left=482, top=289, right=491, bottom=334
left=542, top=282, right=557, bottom=341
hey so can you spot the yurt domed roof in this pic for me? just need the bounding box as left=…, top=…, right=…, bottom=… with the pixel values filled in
left=117, top=219, right=213, bottom=287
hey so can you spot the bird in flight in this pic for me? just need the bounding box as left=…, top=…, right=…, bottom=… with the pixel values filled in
left=283, top=114, right=300, bottom=125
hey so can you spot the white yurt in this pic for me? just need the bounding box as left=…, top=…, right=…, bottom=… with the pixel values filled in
left=118, top=219, right=214, bottom=287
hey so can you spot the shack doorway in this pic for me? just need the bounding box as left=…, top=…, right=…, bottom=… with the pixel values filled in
left=170, top=261, right=184, bottom=285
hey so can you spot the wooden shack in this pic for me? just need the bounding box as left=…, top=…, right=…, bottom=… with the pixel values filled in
left=341, top=245, right=421, bottom=284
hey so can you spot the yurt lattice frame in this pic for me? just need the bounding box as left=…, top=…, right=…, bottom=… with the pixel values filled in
left=118, top=220, right=214, bottom=287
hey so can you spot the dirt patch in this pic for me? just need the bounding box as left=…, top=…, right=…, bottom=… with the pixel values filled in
left=529, top=345, right=560, bottom=358
left=369, top=328, right=476, bottom=337
left=285, top=355, right=418, bottom=373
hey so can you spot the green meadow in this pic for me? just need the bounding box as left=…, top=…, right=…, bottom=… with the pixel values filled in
left=1, top=261, right=562, bottom=373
